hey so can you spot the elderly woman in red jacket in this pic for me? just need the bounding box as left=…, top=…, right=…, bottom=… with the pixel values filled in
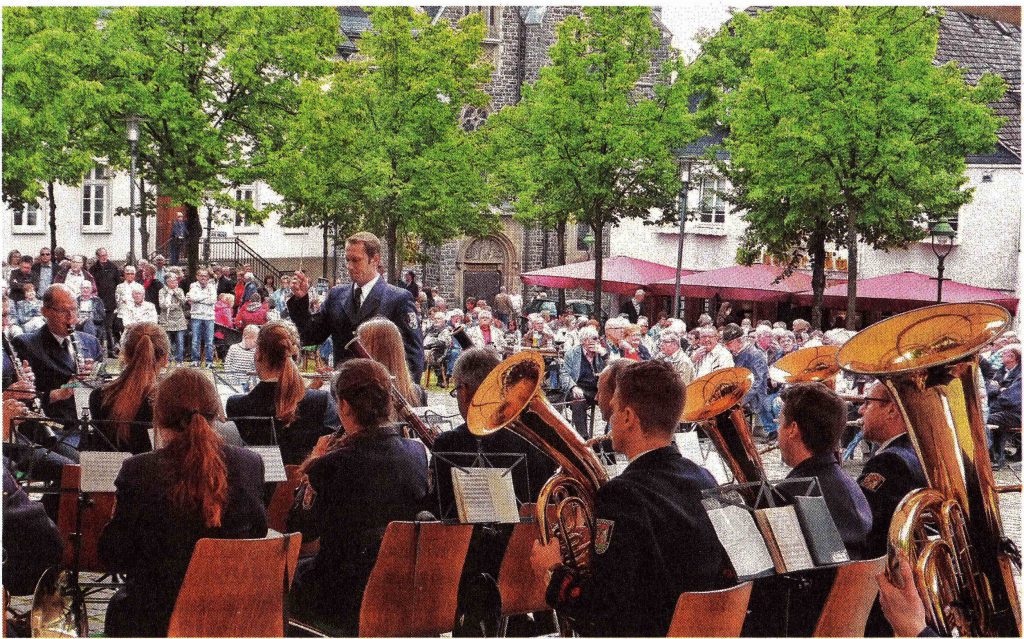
left=234, top=293, right=269, bottom=330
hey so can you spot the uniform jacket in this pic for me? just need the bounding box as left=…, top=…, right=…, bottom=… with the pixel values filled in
left=225, top=381, right=333, bottom=465
left=783, top=452, right=872, bottom=559
left=857, top=433, right=927, bottom=558
left=547, top=445, right=731, bottom=637
left=98, top=446, right=268, bottom=637
left=287, top=278, right=424, bottom=379
left=13, top=328, right=101, bottom=424
left=2, top=464, right=64, bottom=595
left=559, top=346, right=606, bottom=394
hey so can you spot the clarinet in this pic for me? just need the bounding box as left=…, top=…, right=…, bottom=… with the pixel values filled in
left=3, top=330, right=43, bottom=415
left=68, top=328, right=86, bottom=382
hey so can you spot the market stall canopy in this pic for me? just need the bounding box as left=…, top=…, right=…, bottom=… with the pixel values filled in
left=649, top=264, right=812, bottom=302
left=793, top=271, right=1018, bottom=313
left=520, top=256, right=693, bottom=296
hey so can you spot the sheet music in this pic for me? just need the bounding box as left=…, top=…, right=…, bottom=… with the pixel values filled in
left=74, top=385, right=92, bottom=419
left=248, top=446, right=287, bottom=483
left=603, top=455, right=630, bottom=480
left=674, top=430, right=703, bottom=462
left=703, top=449, right=732, bottom=485
left=451, top=467, right=519, bottom=524
left=760, top=505, right=815, bottom=572
left=80, top=451, right=131, bottom=493
left=706, top=504, right=775, bottom=578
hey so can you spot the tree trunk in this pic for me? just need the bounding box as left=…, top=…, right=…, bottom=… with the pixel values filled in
left=845, top=205, right=858, bottom=330
left=810, top=228, right=827, bottom=330
left=185, top=202, right=201, bottom=278
left=592, top=221, right=603, bottom=321
left=556, top=219, right=567, bottom=311
left=47, top=181, right=57, bottom=255
left=138, top=176, right=150, bottom=259
left=322, top=222, right=329, bottom=280
left=385, top=222, right=399, bottom=285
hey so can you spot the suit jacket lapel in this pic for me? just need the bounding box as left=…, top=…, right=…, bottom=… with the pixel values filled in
left=44, top=330, right=74, bottom=375
left=356, top=279, right=385, bottom=322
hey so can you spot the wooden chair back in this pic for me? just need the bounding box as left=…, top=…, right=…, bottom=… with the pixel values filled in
left=497, top=504, right=549, bottom=617
left=667, top=581, right=753, bottom=637
left=167, top=533, right=301, bottom=637
left=813, top=556, right=886, bottom=637
left=266, top=464, right=302, bottom=533
left=359, top=521, right=474, bottom=637
left=56, top=465, right=116, bottom=572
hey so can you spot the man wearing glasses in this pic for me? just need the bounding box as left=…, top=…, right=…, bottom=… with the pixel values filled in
left=856, top=382, right=926, bottom=558
left=31, top=248, right=54, bottom=291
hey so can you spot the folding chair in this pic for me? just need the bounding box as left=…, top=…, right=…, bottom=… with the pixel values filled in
left=166, top=533, right=301, bottom=637
left=496, top=505, right=551, bottom=635
left=56, top=465, right=117, bottom=573
left=813, top=556, right=886, bottom=637
left=667, top=581, right=753, bottom=637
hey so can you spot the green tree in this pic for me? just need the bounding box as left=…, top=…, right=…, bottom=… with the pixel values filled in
left=486, top=6, right=696, bottom=316
left=691, top=7, right=1005, bottom=328
left=95, top=6, right=340, bottom=273
left=2, top=7, right=106, bottom=253
left=267, top=7, right=496, bottom=283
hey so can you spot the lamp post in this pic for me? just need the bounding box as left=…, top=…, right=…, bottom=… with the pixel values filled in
left=929, top=217, right=956, bottom=302
left=126, top=116, right=140, bottom=265
left=672, top=158, right=694, bottom=318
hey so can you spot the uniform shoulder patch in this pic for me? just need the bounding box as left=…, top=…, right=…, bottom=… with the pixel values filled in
left=860, top=472, right=886, bottom=492
left=594, top=518, right=615, bottom=555
left=408, top=311, right=419, bottom=330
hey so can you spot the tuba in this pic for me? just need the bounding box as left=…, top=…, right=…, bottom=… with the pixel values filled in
left=769, top=345, right=841, bottom=388
left=467, top=351, right=607, bottom=569
left=681, top=367, right=767, bottom=489
left=837, top=302, right=1020, bottom=637
left=30, top=567, right=87, bottom=637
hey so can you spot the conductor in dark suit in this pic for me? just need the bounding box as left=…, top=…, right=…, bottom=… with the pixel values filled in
left=288, top=231, right=424, bottom=380
left=13, top=284, right=100, bottom=428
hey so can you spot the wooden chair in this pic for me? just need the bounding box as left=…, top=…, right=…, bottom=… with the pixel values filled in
left=813, top=556, right=886, bottom=637
left=266, top=464, right=302, bottom=533
left=497, top=504, right=550, bottom=633
left=56, top=465, right=117, bottom=573
left=166, top=533, right=302, bottom=637
left=667, top=581, right=753, bottom=637
left=359, top=521, right=474, bottom=637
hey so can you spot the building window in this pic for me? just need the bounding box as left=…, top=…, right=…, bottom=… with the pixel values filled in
left=233, top=186, right=258, bottom=229
left=465, top=6, right=501, bottom=40
left=12, top=202, right=44, bottom=234
left=82, top=166, right=110, bottom=231
left=696, top=175, right=727, bottom=225
left=461, top=106, right=489, bottom=132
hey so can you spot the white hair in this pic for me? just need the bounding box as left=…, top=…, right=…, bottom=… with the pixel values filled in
left=243, top=324, right=261, bottom=338
left=129, top=283, right=145, bottom=295
left=755, top=325, right=773, bottom=336
left=605, top=316, right=628, bottom=330
left=659, top=330, right=681, bottom=344
left=478, top=309, right=492, bottom=320
left=698, top=326, right=718, bottom=338
left=579, top=326, right=600, bottom=341
left=668, top=319, right=686, bottom=334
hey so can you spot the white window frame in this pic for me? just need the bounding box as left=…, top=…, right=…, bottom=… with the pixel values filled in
left=81, top=166, right=112, bottom=234
left=685, top=174, right=728, bottom=236
left=11, top=202, right=46, bottom=235
left=233, top=185, right=260, bottom=234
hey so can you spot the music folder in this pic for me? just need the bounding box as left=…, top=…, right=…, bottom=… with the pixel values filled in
left=80, top=451, right=131, bottom=493
left=792, top=495, right=850, bottom=566
left=247, top=445, right=288, bottom=483
left=702, top=497, right=775, bottom=580
left=431, top=451, right=527, bottom=524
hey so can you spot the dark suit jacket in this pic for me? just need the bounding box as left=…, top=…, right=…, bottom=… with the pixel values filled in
left=13, top=328, right=101, bottom=424
left=288, top=278, right=425, bottom=379
left=86, top=386, right=153, bottom=455
left=3, top=464, right=64, bottom=595
left=89, top=261, right=122, bottom=308
left=225, top=381, right=333, bottom=465
left=98, top=446, right=268, bottom=637
left=619, top=298, right=641, bottom=323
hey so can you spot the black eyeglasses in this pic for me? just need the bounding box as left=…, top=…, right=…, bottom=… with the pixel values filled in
left=448, top=384, right=460, bottom=399
left=860, top=397, right=891, bottom=405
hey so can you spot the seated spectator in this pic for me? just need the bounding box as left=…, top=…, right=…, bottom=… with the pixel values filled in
left=121, top=283, right=158, bottom=329
left=14, top=283, right=45, bottom=333
left=989, top=344, right=1021, bottom=469
left=214, top=293, right=234, bottom=333
left=655, top=330, right=695, bottom=385
left=8, top=256, right=37, bottom=303
left=234, top=293, right=269, bottom=330
left=622, top=324, right=652, bottom=361
left=466, top=309, right=506, bottom=353
left=224, top=324, right=259, bottom=392
left=691, top=326, right=734, bottom=378
left=76, top=281, right=106, bottom=339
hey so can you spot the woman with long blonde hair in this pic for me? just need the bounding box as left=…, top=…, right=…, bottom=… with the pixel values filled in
left=357, top=316, right=426, bottom=407
left=225, top=320, right=332, bottom=464
left=98, top=368, right=267, bottom=637
left=88, top=322, right=169, bottom=453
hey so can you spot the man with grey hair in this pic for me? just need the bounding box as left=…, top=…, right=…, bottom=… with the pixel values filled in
left=655, top=330, right=696, bottom=385
left=55, top=254, right=96, bottom=299
left=618, top=288, right=645, bottom=324
left=560, top=326, right=606, bottom=438
left=691, top=326, right=734, bottom=378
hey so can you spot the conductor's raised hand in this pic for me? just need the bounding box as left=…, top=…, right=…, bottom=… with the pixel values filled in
left=291, top=271, right=309, bottom=299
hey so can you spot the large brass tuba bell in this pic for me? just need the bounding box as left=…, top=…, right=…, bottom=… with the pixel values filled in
left=467, top=351, right=607, bottom=569
left=680, top=366, right=767, bottom=490
left=769, top=345, right=841, bottom=387
left=838, top=302, right=1020, bottom=637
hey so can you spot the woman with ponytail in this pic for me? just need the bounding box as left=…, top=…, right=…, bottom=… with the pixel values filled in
left=357, top=316, right=427, bottom=407
left=87, top=322, right=169, bottom=454
left=98, top=367, right=267, bottom=637
left=226, top=320, right=332, bottom=464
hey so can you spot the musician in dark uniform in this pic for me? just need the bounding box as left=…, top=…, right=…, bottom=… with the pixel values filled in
left=288, top=231, right=424, bottom=380
left=289, top=358, right=430, bottom=635
left=98, top=368, right=268, bottom=637
left=532, top=360, right=732, bottom=637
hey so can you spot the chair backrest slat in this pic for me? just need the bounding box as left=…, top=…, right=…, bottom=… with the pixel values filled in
left=813, top=556, right=886, bottom=637
left=668, top=581, right=753, bottom=637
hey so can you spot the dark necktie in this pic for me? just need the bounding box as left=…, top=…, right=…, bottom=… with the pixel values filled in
left=353, top=286, right=362, bottom=314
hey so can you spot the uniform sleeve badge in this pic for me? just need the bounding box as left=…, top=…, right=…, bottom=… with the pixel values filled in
left=594, top=518, right=615, bottom=555
left=860, top=472, right=886, bottom=492
left=408, top=311, right=419, bottom=330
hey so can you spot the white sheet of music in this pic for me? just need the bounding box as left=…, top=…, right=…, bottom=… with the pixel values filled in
left=703, top=449, right=732, bottom=485
left=603, top=456, right=630, bottom=480
left=674, top=431, right=703, bottom=462
left=760, top=505, right=816, bottom=572
left=74, top=385, right=92, bottom=419
left=451, top=467, right=519, bottom=524
left=80, top=451, right=131, bottom=493
left=706, top=504, right=774, bottom=578
left=248, top=446, right=287, bottom=483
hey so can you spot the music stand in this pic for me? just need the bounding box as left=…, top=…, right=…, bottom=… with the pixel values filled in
left=430, top=451, right=528, bottom=524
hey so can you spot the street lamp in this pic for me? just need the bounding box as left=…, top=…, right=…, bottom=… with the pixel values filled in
left=929, top=216, right=956, bottom=302
left=126, top=116, right=140, bottom=265
left=672, top=158, right=695, bottom=318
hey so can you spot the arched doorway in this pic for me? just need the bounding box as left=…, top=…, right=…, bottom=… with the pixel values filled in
left=457, top=234, right=518, bottom=307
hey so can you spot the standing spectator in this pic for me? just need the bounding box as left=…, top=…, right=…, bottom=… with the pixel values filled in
left=271, top=274, right=291, bottom=319
left=169, top=211, right=189, bottom=266
left=722, top=323, right=777, bottom=440
left=715, top=301, right=736, bottom=328
left=14, top=284, right=45, bottom=333
left=491, top=286, right=513, bottom=328
left=618, top=289, right=646, bottom=324
left=3, top=249, right=22, bottom=281
left=403, top=270, right=419, bottom=299
left=233, top=265, right=253, bottom=312
left=8, top=257, right=37, bottom=303
left=158, top=273, right=188, bottom=365
left=187, top=269, right=217, bottom=368
left=140, top=262, right=163, bottom=314
left=90, top=247, right=121, bottom=356
left=258, top=274, right=276, bottom=303
left=559, top=327, right=606, bottom=439
left=234, top=293, right=269, bottom=331
left=214, top=294, right=235, bottom=360
left=31, top=247, right=54, bottom=292
left=691, top=326, right=734, bottom=378
left=152, top=255, right=168, bottom=284
left=55, top=255, right=96, bottom=298
left=114, top=265, right=137, bottom=347
left=75, top=281, right=105, bottom=339
left=134, top=259, right=149, bottom=283
left=122, top=284, right=158, bottom=328
left=217, top=266, right=236, bottom=297
left=655, top=330, right=695, bottom=385
left=223, top=324, right=259, bottom=392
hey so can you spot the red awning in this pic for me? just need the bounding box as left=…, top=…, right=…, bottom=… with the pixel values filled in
left=648, top=264, right=813, bottom=302
left=520, top=255, right=692, bottom=296
left=793, top=271, right=1018, bottom=313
